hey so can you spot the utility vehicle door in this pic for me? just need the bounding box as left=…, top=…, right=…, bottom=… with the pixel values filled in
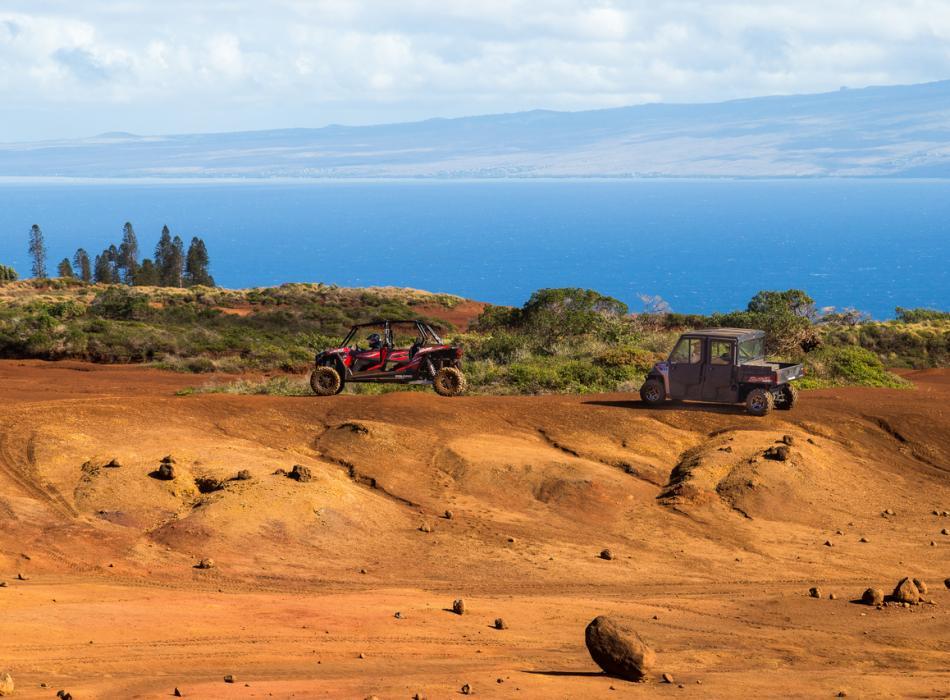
left=668, top=336, right=704, bottom=399
left=702, top=339, right=738, bottom=402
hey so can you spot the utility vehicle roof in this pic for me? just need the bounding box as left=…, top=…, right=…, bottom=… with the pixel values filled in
left=350, top=320, right=432, bottom=327
left=681, top=328, right=764, bottom=340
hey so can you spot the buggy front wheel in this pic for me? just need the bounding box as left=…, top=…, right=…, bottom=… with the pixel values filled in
left=310, top=366, right=343, bottom=396
left=433, top=366, right=467, bottom=397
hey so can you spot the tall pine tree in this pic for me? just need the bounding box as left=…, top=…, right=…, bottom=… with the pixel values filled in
left=184, top=237, right=215, bottom=287
left=155, top=225, right=174, bottom=286
left=93, top=250, right=116, bottom=284
left=73, top=248, right=92, bottom=283
left=135, top=258, right=159, bottom=286
left=0, top=264, right=18, bottom=282
left=118, top=222, right=140, bottom=284
left=28, top=224, right=47, bottom=278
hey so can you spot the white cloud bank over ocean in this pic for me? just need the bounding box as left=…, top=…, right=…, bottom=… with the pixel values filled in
left=2, top=1, right=950, bottom=140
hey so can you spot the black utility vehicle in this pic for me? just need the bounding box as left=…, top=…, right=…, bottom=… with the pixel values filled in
left=639, top=328, right=803, bottom=416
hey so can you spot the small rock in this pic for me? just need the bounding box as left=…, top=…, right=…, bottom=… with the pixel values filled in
left=893, top=576, right=921, bottom=605
left=358, top=652, right=366, bottom=659
left=807, top=437, right=816, bottom=444
left=162, top=455, right=177, bottom=464
left=882, top=508, right=895, bottom=516
left=234, top=469, right=252, bottom=481
left=359, top=568, right=367, bottom=574
left=824, top=540, right=833, bottom=547
left=945, top=578, right=950, bottom=589
left=195, top=558, right=215, bottom=570
left=942, top=528, right=949, bottom=535
left=934, top=510, right=940, bottom=516
left=419, top=521, right=433, bottom=533
left=506, top=536, right=516, bottom=543
left=16, top=573, right=28, bottom=581
left=174, top=688, right=182, bottom=697
left=105, top=458, right=122, bottom=468
left=494, top=618, right=507, bottom=630
left=0, top=582, right=5, bottom=588
left=781, top=435, right=795, bottom=446
left=600, top=548, right=614, bottom=561
left=861, top=588, right=884, bottom=606
left=461, top=683, right=472, bottom=695
left=273, top=468, right=287, bottom=476
left=452, top=599, right=466, bottom=615
left=764, top=445, right=790, bottom=461
left=443, top=510, right=453, bottom=519
left=56, top=692, right=72, bottom=700
left=0, top=673, right=13, bottom=697
left=835, top=529, right=844, bottom=535
left=837, top=692, right=847, bottom=698
left=859, top=537, right=869, bottom=543
left=585, top=615, right=655, bottom=682
left=394, top=611, right=402, bottom=619
left=289, top=464, right=312, bottom=482
left=223, top=675, right=234, bottom=683
left=828, top=592, right=837, bottom=600
left=809, top=586, right=822, bottom=598
left=931, top=541, right=937, bottom=546
left=662, top=672, right=674, bottom=683
left=155, top=462, right=175, bottom=480
left=913, top=578, right=929, bottom=595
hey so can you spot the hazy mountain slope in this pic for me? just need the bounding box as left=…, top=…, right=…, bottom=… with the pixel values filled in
left=3, top=80, right=950, bottom=178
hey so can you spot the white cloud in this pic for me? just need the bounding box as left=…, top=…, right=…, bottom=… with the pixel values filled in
left=0, top=1, right=948, bottom=139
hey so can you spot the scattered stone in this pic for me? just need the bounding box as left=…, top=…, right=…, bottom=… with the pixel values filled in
left=764, top=445, right=790, bottom=461
left=234, top=469, right=252, bottom=481
left=57, top=692, right=73, bottom=700
left=945, top=578, right=950, bottom=590
left=809, top=586, right=822, bottom=598
left=195, top=558, right=215, bottom=570
left=600, top=549, right=614, bottom=561
left=0, top=673, right=13, bottom=697
left=882, top=508, right=895, bottom=516
left=174, top=688, right=182, bottom=697
left=105, top=458, right=122, bottom=468
left=943, top=511, right=950, bottom=517
left=807, top=438, right=817, bottom=445
left=289, top=464, right=312, bottom=482
left=443, top=510, right=453, bottom=519
left=16, top=573, right=28, bottom=581
left=942, top=528, right=949, bottom=536
left=273, top=468, right=288, bottom=476
left=461, top=683, right=472, bottom=695
left=892, top=577, right=921, bottom=605
left=662, top=673, right=674, bottom=684
left=155, top=462, right=175, bottom=480
left=718, top=446, right=733, bottom=453
left=0, top=582, right=5, bottom=588
left=781, top=435, right=795, bottom=446
left=394, top=611, right=402, bottom=619
left=837, top=692, right=847, bottom=698
left=835, top=529, right=844, bottom=535
left=859, top=537, right=869, bottom=543
left=494, top=618, right=507, bottom=630
left=506, top=536, right=516, bottom=543
left=829, top=592, right=837, bottom=600
left=359, top=568, right=367, bottom=574
left=824, top=540, right=833, bottom=547
left=862, top=588, right=884, bottom=606
left=934, top=510, right=940, bottom=516
left=223, top=674, right=235, bottom=683
left=419, top=521, right=433, bottom=533
left=931, top=541, right=937, bottom=547
left=194, top=476, right=223, bottom=493
left=913, top=578, right=929, bottom=595
left=584, top=615, right=656, bottom=682
left=452, top=599, right=466, bottom=615
left=358, top=652, right=366, bottom=659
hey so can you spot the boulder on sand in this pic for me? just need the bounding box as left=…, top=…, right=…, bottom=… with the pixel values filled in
left=289, top=464, right=312, bottom=482
left=892, top=577, right=921, bottom=604
left=155, top=462, right=175, bottom=480
left=585, top=615, right=655, bottom=682
left=861, top=588, right=884, bottom=606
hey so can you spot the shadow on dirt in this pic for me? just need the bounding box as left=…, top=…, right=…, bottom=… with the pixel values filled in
left=583, top=399, right=748, bottom=415
left=523, top=670, right=606, bottom=678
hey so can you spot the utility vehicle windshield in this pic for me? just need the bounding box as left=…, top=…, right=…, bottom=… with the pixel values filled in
left=738, top=337, right=765, bottom=363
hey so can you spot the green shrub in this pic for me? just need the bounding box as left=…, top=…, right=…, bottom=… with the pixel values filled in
left=802, top=346, right=908, bottom=389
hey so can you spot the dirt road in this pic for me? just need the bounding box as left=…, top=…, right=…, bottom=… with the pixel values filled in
left=0, top=361, right=947, bottom=698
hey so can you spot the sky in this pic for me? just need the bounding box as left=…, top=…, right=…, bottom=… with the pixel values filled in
left=2, top=0, right=950, bottom=141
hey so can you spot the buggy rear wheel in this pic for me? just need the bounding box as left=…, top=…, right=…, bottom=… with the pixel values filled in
left=310, top=366, right=342, bottom=396
left=776, top=383, right=798, bottom=410
left=433, top=366, right=466, bottom=397
left=746, top=387, right=774, bottom=416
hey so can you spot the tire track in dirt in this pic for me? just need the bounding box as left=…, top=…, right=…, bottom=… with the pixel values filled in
left=0, top=425, right=77, bottom=519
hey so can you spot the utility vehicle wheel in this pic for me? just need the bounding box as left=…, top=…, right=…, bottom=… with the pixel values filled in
left=433, top=366, right=467, bottom=397
left=639, top=378, right=665, bottom=406
left=776, top=383, right=798, bottom=410
left=310, top=366, right=342, bottom=396
left=746, top=387, right=774, bottom=416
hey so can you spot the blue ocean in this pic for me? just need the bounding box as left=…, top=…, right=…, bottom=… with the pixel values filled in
left=0, top=178, right=946, bottom=318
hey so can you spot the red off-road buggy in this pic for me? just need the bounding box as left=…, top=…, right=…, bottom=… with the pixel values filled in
left=310, top=320, right=466, bottom=397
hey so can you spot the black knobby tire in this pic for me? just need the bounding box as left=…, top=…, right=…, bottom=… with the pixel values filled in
left=433, top=366, right=467, bottom=397
left=746, top=387, right=775, bottom=416
left=776, top=383, right=798, bottom=410
left=310, top=366, right=342, bottom=396
left=640, top=378, right=665, bottom=406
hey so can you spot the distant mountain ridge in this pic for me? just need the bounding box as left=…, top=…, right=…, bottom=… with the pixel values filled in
left=3, top=80, right=950, bottom=178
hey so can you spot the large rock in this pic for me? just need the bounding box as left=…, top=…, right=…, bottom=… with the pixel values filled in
left=289, top=464, right=312, bottom=482
left=585, top=615, right=655, bottom=681
left=892, top=577, right=921, bottom=604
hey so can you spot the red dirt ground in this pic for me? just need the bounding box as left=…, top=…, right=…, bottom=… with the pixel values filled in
left=0, top=360, right=947, bottom=699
